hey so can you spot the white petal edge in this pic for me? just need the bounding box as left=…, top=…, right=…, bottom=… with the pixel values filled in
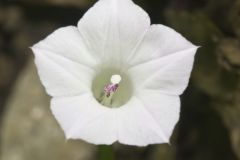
left=32, top=26, right=98, bottom=68
left=51, top=93, right=118, bottom=145
left=77, top=0, right=150, bottom=66
left=32, top=47, right=95, bottom=97
left=128, top=24, right=197, bottom=65
left=128, top=46, right=199, bottom=96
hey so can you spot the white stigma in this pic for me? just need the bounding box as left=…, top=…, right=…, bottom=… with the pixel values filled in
left=111, top=74, right=122, bottom=84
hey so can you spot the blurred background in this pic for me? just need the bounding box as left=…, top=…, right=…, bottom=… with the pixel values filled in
left=0, top=0, right=240, bottom=160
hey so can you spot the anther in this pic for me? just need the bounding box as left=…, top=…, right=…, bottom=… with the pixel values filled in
left=104, top=75, right=121, bottom=97
left=99, top=74, right=122, bottom=106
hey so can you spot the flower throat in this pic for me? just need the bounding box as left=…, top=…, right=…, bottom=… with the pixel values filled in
left=91, top=68, right=132, bottom=108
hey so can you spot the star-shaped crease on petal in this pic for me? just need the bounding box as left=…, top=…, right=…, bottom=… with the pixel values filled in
left=135, top=91, right=180, bottom=141
left=31, top=26, right=97, bottom=97
left=51, top=93, right=118, bottom=145
left=127, top=24, right=197, bottom=65
left=128, top=47, right=198, bottom=95
left=128, top=25, right=198, bottom=96
left=78, top=0, right=150, bottom=66
left=116, top=96, right=172, bottom=146
left=33, top=26, right=98, bottom=68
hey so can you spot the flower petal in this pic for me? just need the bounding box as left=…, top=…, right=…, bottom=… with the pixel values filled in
left=128, top=44, right=198, bottom=96
left=31, top=26, right=97, bottom=97
left=51, top=94, right=117, bottom=145
left=116, top=97, right=170, bottom=146
left=78, top=0, right=150, bottom=65
left=32, top=26, right=97, bottom=68
left=136, top=91, right=180, bottom=141
left=128, top=24, right=196, bottom=65
left=32, top=47, right=95, bottom=97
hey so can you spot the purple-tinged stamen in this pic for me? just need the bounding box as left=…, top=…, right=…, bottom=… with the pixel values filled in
left=104, top=83, right=119, bottom=97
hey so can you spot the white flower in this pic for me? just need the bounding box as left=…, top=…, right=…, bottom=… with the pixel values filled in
left=31, top=0, right=198, bottom=146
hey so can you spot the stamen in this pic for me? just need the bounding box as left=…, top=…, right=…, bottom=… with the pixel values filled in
left=99, top=74, right=122, bottom=107
left=104, top=83, right=119, bottom=97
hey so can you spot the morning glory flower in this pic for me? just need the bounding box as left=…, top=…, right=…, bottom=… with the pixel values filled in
left=31, top=0, right=198, bottom=146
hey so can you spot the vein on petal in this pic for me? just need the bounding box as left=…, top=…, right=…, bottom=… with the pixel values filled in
left=128, top=46, right=197, bottom=70
left=126, top=26, right=150, bottom=64
left=134, top=96, right=169, bottom=142
left=67, top=105, right=115, bottom=143
left=34, top=49, right=91, bottom=94
left=32, top=46, right=97, bottom=71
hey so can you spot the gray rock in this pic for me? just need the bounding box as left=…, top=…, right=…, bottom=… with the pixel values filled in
left=0, top=58, right=96, bottom=160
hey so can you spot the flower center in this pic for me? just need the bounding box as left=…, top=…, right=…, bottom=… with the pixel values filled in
left=91, top=68, right=133, bottom=108
left=104, top=75, right=121, bottom=97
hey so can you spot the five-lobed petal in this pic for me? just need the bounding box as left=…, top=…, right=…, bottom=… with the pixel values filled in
left=31, top=0, right=198, bottom=146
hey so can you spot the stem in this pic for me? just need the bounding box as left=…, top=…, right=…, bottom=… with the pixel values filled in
left=99, top=145, right=115, bottom=160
